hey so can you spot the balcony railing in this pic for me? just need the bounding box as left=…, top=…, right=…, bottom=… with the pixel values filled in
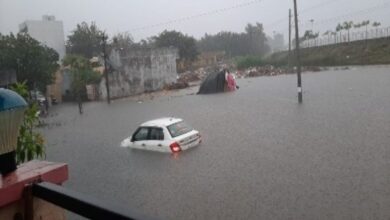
left=29, top=182, right=154, bottom=220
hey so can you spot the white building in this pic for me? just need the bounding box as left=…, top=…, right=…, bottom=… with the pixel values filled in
left=19, top=15, right=66, bottom=62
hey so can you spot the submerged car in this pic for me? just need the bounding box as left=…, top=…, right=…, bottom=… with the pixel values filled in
left=121, top=117, right=201, bottom=153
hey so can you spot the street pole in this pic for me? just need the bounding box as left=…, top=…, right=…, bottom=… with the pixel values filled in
left=293, top=0, right=303, bottom=103
left=288, top=9, right=292, bottom=71
left=102, top=33, right=111, bottom=104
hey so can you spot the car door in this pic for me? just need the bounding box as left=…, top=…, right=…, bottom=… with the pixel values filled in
left=131, top=127, right=149, bottom=150
left=148, top=127, right=165, bottom=152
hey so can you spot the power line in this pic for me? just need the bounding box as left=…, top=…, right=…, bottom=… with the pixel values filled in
left=128, top=0, right=390, bottom=39
left=130, top=0, right=264, bottom=32
left=299, top=1, right=390, bottom=27
left=132, top=0, right=344, bottom=33
left=266, top=0, right=344, bottom=30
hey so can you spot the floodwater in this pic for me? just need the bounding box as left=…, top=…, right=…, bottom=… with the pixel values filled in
left=42, top=66, right=390, bottom=220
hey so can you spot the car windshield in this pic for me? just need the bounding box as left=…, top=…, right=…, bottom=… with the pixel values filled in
left=167, top=121, right=193, bottom=138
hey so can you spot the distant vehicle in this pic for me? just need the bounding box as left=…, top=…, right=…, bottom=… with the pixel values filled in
left=121, top=117, right=201, bottom=153
left=30, top=90, right=46, bottom=104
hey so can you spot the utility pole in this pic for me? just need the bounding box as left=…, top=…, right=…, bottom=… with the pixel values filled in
left=288, top=9, right=292, bottom=71
left=293, top=0, right=303, bottom=103
left=102, top=33, right=111, bottom=104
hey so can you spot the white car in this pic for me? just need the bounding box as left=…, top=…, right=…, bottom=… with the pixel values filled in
left=121, top=117, right=201, bottom=153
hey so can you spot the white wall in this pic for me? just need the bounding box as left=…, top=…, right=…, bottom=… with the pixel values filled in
left=19, top=17, right=66, bottom=62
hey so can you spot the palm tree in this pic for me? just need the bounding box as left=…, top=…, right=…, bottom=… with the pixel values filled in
left=372, top=22, right=381, bottom=37
left=353, top=23, right=362, bottom=40
left=353, top=23, right=361, bottom=29
left=336, top=23, right=344, bottom=43
left=361, top=20, right=370, bottom=40
left=323, top=30, right=331, bottom=44
left=313, top=32, right=319, bottom=47
left=343, top=21, right=353, bottom=42
left=330, top=32, right=337, bottom=44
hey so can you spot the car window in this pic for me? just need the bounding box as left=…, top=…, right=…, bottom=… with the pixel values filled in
left=167, top=121, right=193, bottom=138
left=133, top=127, right=149, bottom=141
left=149, top=127, right=164, bottom=140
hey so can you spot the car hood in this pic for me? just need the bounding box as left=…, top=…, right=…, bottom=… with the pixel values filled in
left=120, top=137, right=132, bottom=148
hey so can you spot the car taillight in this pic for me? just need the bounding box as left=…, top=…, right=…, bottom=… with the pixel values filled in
left=170, top=142, right=181, bottom=153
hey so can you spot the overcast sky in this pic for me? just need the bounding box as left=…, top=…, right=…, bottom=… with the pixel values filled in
left=1, top=0, right=389, bottom=41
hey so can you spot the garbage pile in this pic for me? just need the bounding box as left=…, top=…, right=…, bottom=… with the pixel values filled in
left=237, top=65, right=323, bottom=78
left=164, top=81, right=189, bottom=90
left=178, top=67, right=213, bottom=82
left=178, top=72, right=201, bottom=83
left=164, top=65, right=325, bottom=91
left=240, top=65, right=288, bottom=78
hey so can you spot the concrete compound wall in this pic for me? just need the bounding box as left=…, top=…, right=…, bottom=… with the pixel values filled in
left=100, top=47, right=178, bottom=99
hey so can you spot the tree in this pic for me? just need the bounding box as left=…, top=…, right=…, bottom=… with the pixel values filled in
left=153, top=30, right=199, bottom=62
left=360, top=20, right=370, bottom=40
left=336, top=23, right=344, bottom=43
left=244, top=23, right=269, bottom=55
left=0, top=33, right=59, bottom=92
left=197, top=22, right=269, bottom=57
left=111, top=32, right=134, bottom=51
left=353, top=23, right=362, bottom=40
left=66, top=22, right=103, bottom=58
left=63, top=54, right=101, bottom=114
left=323, top=30, right=333, bottom=44
left=372, top=22, right=381, bottom=37
left=353, top=23, right=362, bottom=29
left=312, top=32, right=319, bottom=46
left=301, top=30, right=319, bottom=46
left=331, top=31, right=337, bottom=44
left=343, top=21, right=353, bottom=42
left=198, top=31, right=246, bottom=57
left=10, top=82, right=45, bottom=164
left=372, top=22, right=381, bottom=28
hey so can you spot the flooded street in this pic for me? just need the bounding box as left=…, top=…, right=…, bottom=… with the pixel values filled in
left=42, top=66, right=390, bottom=219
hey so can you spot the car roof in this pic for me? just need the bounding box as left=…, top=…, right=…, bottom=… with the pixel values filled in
left=140, top=117, right=183, bottom=127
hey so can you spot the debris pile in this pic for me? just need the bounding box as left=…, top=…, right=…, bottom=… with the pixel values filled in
left=165, top=65, right=327, bottom=91
left=178, top=72, right=201, bottom=83
left=164, top=81, right=189, bottom=90
left=178, top=67, right=213, bottom=82
left=237, top=65, right=324, bottom=78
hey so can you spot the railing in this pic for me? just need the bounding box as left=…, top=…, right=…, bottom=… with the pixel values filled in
left=28, top=182, right=154, bottom=220
left=300, top=26, right=390, bottom=48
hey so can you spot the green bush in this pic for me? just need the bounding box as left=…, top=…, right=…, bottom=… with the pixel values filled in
left=11, top=82, right=45, bottom=164
left=235, top=56, right=264, bottom=69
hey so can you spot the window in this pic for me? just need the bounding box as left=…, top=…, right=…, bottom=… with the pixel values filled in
left=149, top=128, right=164, bottom=140
left=167, top=121, right=193, bottom=138
left=132, top=127, right=149, bottom=141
